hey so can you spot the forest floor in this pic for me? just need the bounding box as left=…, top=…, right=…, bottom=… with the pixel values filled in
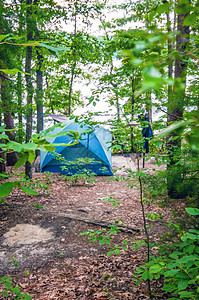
left=0, top=154, right=174, bottom=299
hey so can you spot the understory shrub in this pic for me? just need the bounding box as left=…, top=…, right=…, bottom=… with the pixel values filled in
left=134, top=208, right=199, bottom=299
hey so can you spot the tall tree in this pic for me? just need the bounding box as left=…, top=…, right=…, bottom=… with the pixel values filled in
left=0, top=0, right=18, bottom=167
left=167, top=0, right=190, bottom=197
left=25, top=0, right=34, bottom=178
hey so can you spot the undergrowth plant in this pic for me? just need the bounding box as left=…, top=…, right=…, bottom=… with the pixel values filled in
left=63, top=169, right=96, bottom=185
left=134, top=208, right=199, bottom=299
left=0, top=277, right=33, bottom=300
left=0, top=258, right=32, bottom=299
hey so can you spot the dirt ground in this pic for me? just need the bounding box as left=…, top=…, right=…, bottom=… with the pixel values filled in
left=0, top=154, right=169, bottom=299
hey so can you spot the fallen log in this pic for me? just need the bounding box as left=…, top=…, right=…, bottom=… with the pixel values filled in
left=48, top=211, right=140, bottom=234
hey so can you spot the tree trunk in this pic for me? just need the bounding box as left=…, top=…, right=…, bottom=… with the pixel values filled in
left=67, top=6, right=77, bottom=116
left=35, top=47, right=43, bottom=157
left=1, top=73, right=18, bottom=166
left=130, top=75, right=135, bottom=152
left=0, top=1, right=18, bottom=166
left=17, top=72, right=23, bottom=143
left=68, top=63, right=76, bottom=115
left=17, top=0, right=24, bottom=144
left=167, top=1, right=190, bottom=198
left=0, top=116, right=5, bottom=174
left=25, top=0, right=33, bottom=178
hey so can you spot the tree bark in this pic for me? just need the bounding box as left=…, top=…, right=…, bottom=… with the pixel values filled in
left=130, top=75, right=135, bottom=152
left=0, top=116, right=5, bottom=174
left=17, top=0, right=24, bottom=144
left=0, top=1, right=18, bottom=167
left=1, top=74, right=18, bottom=167
left=35, top=47, right=44, bottom=157
left=167, top=1, right=190, bottom=198
left=25, top=0, right=33, bottom=178
left=17, top=72, right=23, bottom=143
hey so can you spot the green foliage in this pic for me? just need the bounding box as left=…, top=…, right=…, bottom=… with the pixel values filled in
left=0, top=276, right=33, bottom=299
left=134, top=208, right=199, bottom=299
left=79, top=224, right=121, bottom=246
left=64, top=169, right=96, bottom=186
left=101, top=194, right=121, bottom=207
left=158, top=119, right=199, bottom=153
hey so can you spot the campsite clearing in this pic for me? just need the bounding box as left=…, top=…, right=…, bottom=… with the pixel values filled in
left=0, top=155, right=170, bottom=299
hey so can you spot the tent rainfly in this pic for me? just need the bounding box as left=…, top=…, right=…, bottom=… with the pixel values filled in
left=40, top=121, right=113, bottom=176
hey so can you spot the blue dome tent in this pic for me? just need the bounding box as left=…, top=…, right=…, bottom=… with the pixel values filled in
left=40, top=121, right=113, bottom=176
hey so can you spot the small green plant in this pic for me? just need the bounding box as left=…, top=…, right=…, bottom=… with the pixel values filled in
left=65, top=170, right=96, bottom=186
left=0, top=276, right=33, bottom=299
left=10, top=257, right=20, bottom=268
left=101, top=194, right=121, bottom=206
left=79, top=224, right=121, bottom=246
left=33, top=203, right=44, bottom=209
left=21, top=177, right=50, bottom=194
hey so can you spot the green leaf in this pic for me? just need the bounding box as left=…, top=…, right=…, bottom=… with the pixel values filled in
left=183, top=13, right=197, bottom=26
left=0, top=133, right=9, bottom=140
left=164, top=269, right=180, bottom=277
left=185, top=207, right=199, bottom=216
left=149, top=264, right=162, bottom=273
left=0, top=34, right=9, bottom=42
left=22, top=143, right=38, bottom=151
left=130, top=58, right=142, bottom=67
left=19, top=186, right=38, bottom=195
left=39, top=42, right=69, bottom=53
left=178, top=291, right=194, bottom=298
left=14, top=153, right=28, bottom=169
left=178, top=255, right=198, bottom=264
left=12, top=286, right=21, bottom=294
left=4, top=280, right=12, bottom=288
left=143, top=66, right=162, bottom=79
left=7, top=141, right=23, bottom=152
left=0, top=182, right=16, bottom=198
left=178, top=280, right=188, bottom=291
left=134, top=41, right=146, bottom=53
left=99, top=239, right=104, bottom=245
left=0, top=68, right=30, bottom=75
left=107, top=250, right=114, bottom=256
left=158, top=119, right=193, bottom=138
left=28, top=150, right=35, bottom=163
left=41, top=144, right=56, bottom=151
left=142, top=270, right=149, bottom=280
left=115, top=249, right=120, bottom=255
left=156, top=2, right=171, bottom=14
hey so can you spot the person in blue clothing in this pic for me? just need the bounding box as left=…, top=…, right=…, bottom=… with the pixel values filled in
left=140, top=114, right=153, bottom=153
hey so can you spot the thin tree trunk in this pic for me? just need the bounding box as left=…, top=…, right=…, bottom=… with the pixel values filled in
left=25, top=0, right=33, bottom=178
left=17, top=72, right=23, bottom=143
left=36, top=51, right=43, bottom=133
left=46, top=75, right=54, bottom=114
left=68, top=63, right=76, bottom=115
left=68, top=7, right=77, bottom=116
left=35, top=48, right=43, bottom=157
left=0, top=115, right=5, bottom=173
left=146, top=92, right=152, bottom=123
left=130, top=75, right=135, bottom=152
left=34, top=0, right=43, bottom=139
